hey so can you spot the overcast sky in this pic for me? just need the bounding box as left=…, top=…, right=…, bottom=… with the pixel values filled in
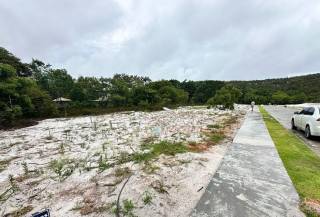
left=1, top=0, right=320, bottom=81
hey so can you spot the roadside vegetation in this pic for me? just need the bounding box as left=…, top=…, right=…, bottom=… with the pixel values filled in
left=259, top=106, right=320, bottom=216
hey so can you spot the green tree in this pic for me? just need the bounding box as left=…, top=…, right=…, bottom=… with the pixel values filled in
left=192, top=81, right=224, bottom=104
left=271, top=91, right=290, bottom=104
left=109, top=77, right=132, bottom=107
left=207, top=85, right=241, bottom=110
left=70, top=76, right=102, bottom=102
left=132, top=86, right=160, bottom=107
left=0, top=47, right=32, bottom=76
left=46, top=69, right=74, bottom=98
left=289, top=92, right=306, bottom=104
left=0, top=64, right=23, bottom=125
left=0, top=63, right=56, bottom=126
left=158, top=85, right=188, bottom=106
left=180, top=80, right=197, bottom=103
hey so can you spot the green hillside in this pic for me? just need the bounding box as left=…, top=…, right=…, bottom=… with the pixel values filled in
left=229, top=74, right=320, bottom=104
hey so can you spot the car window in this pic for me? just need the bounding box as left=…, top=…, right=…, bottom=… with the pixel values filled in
left=308, top=107, right=315, bottom=115
left=303, top=107, right=315, bottom=115
left=302, top=108, right=309, bottom=114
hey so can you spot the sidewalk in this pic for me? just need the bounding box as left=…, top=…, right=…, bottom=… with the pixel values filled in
left=191, top=109, right=304, bottom=217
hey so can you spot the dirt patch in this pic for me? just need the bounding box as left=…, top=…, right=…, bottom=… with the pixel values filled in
left=301, top=199, right=320, bottom=216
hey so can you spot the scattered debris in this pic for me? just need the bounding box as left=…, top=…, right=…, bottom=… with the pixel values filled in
left=197, top=187, right=204, bottom=192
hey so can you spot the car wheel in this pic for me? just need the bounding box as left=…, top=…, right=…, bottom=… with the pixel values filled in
left=305, top=125, right=311, bottom=139
left=291, top=119, right=296, bottom=130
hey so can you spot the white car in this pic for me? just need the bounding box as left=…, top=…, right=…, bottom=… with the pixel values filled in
left=291, top=106, right=320, bottom=138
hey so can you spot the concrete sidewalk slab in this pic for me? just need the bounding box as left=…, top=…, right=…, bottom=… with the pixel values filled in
left=191, top=109, right=304, bottom=217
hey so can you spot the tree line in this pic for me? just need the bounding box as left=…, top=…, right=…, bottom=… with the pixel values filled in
left=1, top=47, right=319, bottom=127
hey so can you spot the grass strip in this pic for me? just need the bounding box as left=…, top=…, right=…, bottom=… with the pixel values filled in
left=259, top=106, right=320, bottom=216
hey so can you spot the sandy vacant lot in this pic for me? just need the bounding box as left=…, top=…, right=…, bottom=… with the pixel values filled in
left=0, top=106, right=247, bottom=217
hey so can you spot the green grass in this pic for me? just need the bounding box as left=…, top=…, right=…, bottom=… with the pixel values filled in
left=49, top=158, right=76, bottom=181
left=259, top=106, right=320, bottom=201
left=142, top=191, right=153, bottom=205
left=207, top=124, right=221, bottom=129
left=207, top=132, right=225, bottom=143
left=133, top=141, right=188, bottom=163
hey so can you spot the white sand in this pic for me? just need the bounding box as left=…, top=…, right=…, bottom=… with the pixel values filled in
left=0, top=106, right=247, bottom=216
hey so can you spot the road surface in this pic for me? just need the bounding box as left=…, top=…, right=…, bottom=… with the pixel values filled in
left=264, top=105, right=320, bottom=156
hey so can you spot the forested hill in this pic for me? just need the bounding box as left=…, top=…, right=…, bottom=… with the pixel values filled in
left=0, top=46, right=319, bottom=127
left=229, top=73, right=320, bottom=104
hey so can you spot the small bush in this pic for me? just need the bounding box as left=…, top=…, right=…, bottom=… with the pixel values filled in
left=122, top=199, right=135, bottom=216
left=98, top=155, right=109, bottom=172
left=49, top=158, right=75, bottom=181
left=142, top=191, right=153, bottom=205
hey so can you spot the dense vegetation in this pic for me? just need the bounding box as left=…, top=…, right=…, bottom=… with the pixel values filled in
left=229, top=74, right=320, bottom=104
left=0, top=47, right=319, bottom=127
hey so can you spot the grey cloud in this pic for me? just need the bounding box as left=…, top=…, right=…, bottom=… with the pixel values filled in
left=0, top=0, right=320, bottom=81
left=0, top=0, right=121, bottom=61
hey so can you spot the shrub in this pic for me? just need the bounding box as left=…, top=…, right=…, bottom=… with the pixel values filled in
left=207, top=85, right=241, bottom=110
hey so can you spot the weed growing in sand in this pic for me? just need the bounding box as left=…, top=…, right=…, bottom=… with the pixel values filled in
left=98, top=155, right=109, bottom=172
left=142, top=191, right=153, bottom=205
left=222, top=115, right=238, bottom=126
left=132, top=152, right=153, bottom=163
left=90, top=176, right=99, bottom=186
left=178, top=159, right=192, bottom=164
left=0, top=159, right=10, bottom=173
left=122, top=199, right=136, bottom=216
left=114, top=167, right=131, bottom=178
left=79, top=142, right=86, bottom=149
left=0, top=175, right=19, bottom=203
left=142, top=162, right=159, bottom=174
left=142, top=136, right=156, bottom=145
left=117, top=152, right=133, bottom=164
left=207, top=131, right=225, bottom=143
left=151, top=180, right=168, bottom=194
left=22, top=162, right=29, bottom=175
left=207, top=124, right=221, bottom=129
left=59, top=143, right=65, bottom=154
left=102, top=142, right=108, bottom=152
left=133, top=141, right=188, bottom=163
left=49, top=158, right=75, bottom=181
left=45, top=128, right=53, bottom=140
left=72, top=201, right=113, bottom=215
left=90, top=117, right=98, bottom=131
left=111, top=199, right=136, bottom=217
left=8, top=174, right=19, bottom=192
left=202, top=125, right=226, bottom=145
left=116, top=142, right=189, bottom=165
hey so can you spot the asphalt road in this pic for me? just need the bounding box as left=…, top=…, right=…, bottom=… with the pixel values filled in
left=264, top=105, right=320, bottom=156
